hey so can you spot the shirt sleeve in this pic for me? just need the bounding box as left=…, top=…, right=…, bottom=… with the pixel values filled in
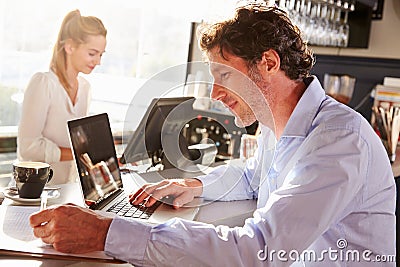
left=196, top=156, right=260, bottom=201
left=196, top=133, right=265, bottom=201
left=17, top=73, right=61, bottom=162
left=105, top=216, right=269, bottom=267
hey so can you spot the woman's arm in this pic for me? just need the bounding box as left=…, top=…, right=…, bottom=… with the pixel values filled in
left=18, top=73, right=61, bottom=162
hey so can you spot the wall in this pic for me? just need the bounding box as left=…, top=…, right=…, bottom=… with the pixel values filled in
left=313, top=0, right=400, bottom=59
left=310, top=0, right=400, bottom=121
left=311, top=55, right=400, bottom=120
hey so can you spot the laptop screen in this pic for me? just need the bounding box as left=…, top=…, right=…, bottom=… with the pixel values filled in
left=68, top=113, right=123, bottom=205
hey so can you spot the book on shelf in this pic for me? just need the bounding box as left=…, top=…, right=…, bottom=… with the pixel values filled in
left=374, top=84, right=400, bottom=104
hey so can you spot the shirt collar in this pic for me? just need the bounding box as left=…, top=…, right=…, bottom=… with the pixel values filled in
left=281, top=76, right=326, bottom=138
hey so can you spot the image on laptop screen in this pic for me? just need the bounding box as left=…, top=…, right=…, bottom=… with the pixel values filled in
left=68, top=113, right=123, bottom=204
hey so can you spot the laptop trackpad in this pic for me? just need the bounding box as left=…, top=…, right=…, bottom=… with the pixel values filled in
left=148, top=203, right=200, bottom=224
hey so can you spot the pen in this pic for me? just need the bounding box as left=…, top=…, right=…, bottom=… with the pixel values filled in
left=390, top=107, right=400, bottom=162
left=40, top=191, right=48, bottom=211
left=373, top=106, right=387, bottom=140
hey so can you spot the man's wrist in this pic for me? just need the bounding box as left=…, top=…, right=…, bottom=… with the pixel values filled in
left=187, top=178, right=203, bottom=197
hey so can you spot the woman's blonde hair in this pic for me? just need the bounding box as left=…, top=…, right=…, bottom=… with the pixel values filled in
left=50, top=10, right=107, bottom=91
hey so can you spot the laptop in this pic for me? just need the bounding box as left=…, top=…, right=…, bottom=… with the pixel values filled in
left=67, top=113, right=199, bottom=224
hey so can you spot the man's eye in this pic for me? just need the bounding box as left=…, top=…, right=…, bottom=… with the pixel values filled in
left=89, top=53, right=95, bottom=56
left=221, top=72, right=230, bottom=80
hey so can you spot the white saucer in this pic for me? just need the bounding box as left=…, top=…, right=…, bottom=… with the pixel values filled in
left=2, top=188, right=60, bottom=204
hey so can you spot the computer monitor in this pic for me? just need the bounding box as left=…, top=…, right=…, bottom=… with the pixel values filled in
left=120, top=97, right=196, bottom=169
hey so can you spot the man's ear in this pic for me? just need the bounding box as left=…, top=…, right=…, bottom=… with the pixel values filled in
left=258, top=49, right=280, bottom=74
left=64, top=39, right=75, bottom=55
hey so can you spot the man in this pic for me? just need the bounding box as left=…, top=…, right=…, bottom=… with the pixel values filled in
left=30, top=5, right=395, bottom=266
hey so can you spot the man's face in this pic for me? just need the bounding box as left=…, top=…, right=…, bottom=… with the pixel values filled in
left=208, top=48, right=264, bottom=127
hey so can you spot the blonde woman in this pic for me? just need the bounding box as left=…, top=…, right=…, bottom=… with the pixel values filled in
left=17, top=10, right=107, bottom=185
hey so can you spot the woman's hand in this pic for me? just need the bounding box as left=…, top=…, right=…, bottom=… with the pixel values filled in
left=59, top=147, right=73, bottom=161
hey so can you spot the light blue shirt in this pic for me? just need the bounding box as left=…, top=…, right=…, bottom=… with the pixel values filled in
left=105, top=77, right=396, bottom=266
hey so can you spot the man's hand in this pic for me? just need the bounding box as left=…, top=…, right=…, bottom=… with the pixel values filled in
left=129, top=178, right=203, bottom=209
left=29, top=204, right=112, bottom=253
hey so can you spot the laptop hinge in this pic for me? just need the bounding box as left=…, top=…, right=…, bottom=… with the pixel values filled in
left=90, top=188, right=123, bottom=210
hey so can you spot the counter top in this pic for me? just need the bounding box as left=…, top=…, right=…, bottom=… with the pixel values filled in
left=0, top=161, right=256, bottom=266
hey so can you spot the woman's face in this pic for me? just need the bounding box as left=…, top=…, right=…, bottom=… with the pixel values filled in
left=68, top=35, right=106, bottom=75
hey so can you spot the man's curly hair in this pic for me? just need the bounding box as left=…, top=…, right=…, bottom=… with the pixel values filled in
left=199, top=6, right=315, bottom=81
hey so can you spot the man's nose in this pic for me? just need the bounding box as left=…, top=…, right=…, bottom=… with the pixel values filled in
left=210, top=84, right=226, bottom=101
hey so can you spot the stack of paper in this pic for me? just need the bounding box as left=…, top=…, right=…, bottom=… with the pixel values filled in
left=0, top=205, right=117, bottom=262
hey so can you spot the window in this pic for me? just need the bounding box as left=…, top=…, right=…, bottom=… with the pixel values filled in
left=0, top=0, right=235, bottom=133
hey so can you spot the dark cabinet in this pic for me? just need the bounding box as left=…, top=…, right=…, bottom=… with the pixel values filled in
left=347, top=0, right=374, bottom=48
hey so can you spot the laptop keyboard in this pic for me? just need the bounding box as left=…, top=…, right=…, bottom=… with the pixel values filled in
left=107, top=197, right=162, bottom=219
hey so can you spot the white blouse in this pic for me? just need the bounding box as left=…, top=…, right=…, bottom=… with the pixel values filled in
left=17, top=71, right=91, bottom=184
